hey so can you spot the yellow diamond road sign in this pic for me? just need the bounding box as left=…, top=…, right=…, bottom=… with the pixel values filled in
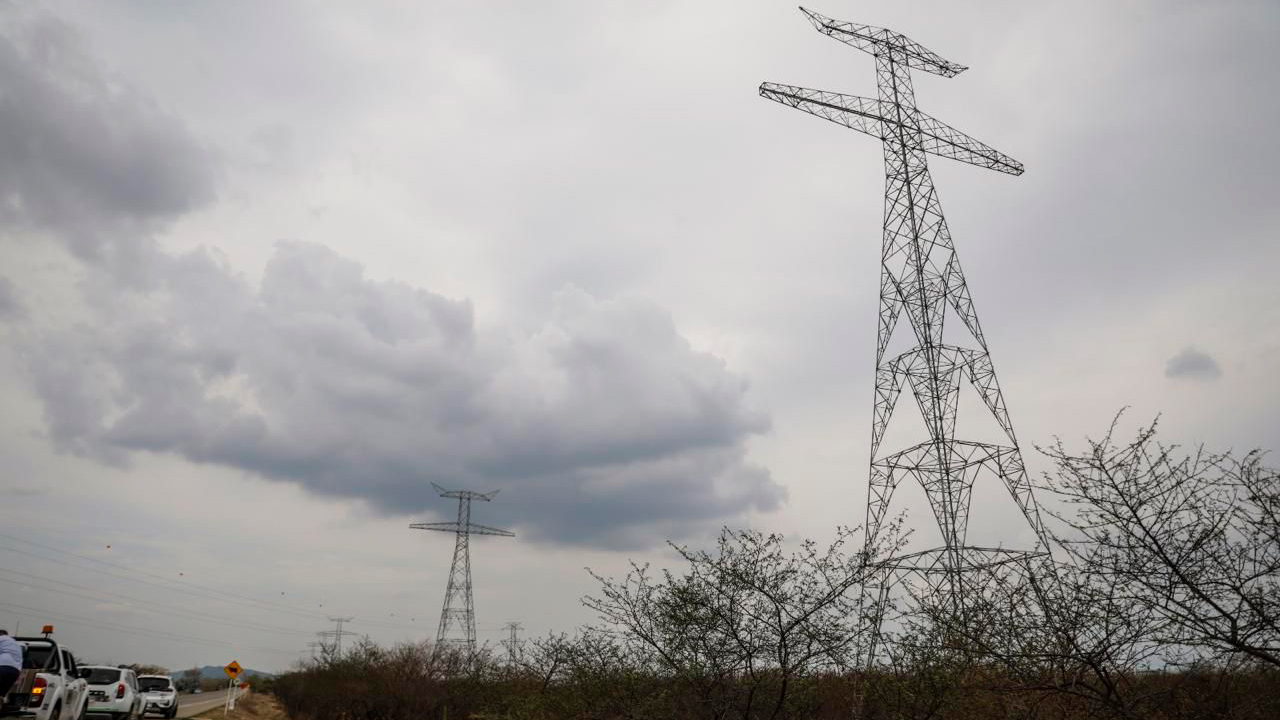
left=224, top=661, right=243, bottom=679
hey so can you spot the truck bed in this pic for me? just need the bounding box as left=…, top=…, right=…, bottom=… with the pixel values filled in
left=1, top=669, right=39, bottom=716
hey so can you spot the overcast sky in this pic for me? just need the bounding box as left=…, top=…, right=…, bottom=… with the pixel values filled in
left=1, top=0, right=1277, bottom=673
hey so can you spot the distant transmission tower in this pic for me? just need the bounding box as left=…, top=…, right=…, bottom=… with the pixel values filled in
left=317, top=616, right=355, bottom=657
left=500, top=621, right=523, bottom=665
left=411, top=484, right=514, bottom=650
left=760, top=8, right=1050, bottom=643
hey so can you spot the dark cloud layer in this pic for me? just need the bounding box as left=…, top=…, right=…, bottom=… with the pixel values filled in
left=0, top=3, right=782, bottom=549
left=28, top=242, right=781, bottom=548
left=1165, top=346, right=1222, bottom=381
left=0, top=9, right=214, bottom=275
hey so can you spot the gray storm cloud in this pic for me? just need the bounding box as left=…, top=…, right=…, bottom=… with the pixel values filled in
left=1165, top=346, right=1222, bottom=382
left=0, top=8, right=214, bottom=276
left=0, top=5, right=783, bottom=549
left=28, top=243, right=782, bottom=547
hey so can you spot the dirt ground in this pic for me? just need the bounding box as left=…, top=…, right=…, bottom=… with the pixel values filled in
left=193, top=692, right=288, bottom=720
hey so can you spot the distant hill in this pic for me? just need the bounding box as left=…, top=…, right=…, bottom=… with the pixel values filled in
left=176, top=666, right=275, bottom=681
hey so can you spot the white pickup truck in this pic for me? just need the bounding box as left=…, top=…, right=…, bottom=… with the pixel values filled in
left=0, top=634, right=89, bottom=720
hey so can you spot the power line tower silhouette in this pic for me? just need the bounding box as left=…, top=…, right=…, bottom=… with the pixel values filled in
left=317, top=616, right=355, bottom=657
left=500, top=621, right=523, bottom=666
left=411, top=483, right=514, bottom=651
left=760, top=7, right=1050, bottom=649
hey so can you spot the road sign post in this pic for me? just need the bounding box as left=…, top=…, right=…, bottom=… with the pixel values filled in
left=223, top=662, right=243, bottom=715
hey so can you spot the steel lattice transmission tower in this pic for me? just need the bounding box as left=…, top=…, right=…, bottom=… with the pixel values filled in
left=760, top=8, right=1050, bottom=632
left=317, top=616, right=355, bottom=657
left=500, top=621, right=523, bottom=666
left=411, top=483, right=513, bottom=650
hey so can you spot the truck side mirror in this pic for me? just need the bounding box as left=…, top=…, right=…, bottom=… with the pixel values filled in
left=78, top=668, right=92, bottom=679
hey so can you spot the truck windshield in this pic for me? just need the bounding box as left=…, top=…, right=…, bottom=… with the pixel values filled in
left=138, top=678, right=172, bottom=692
left=85, top=668, right=122, bottom=685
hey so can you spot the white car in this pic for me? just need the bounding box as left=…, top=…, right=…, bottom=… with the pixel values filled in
left=79, top=667, right=140, bottom=720
left=0, top=635, right=89, bottom=720
left=133, top=678, right=176, bottom=719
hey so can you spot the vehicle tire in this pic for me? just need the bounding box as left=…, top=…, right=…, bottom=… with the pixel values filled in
left=48, top=701, right=63, bottom=720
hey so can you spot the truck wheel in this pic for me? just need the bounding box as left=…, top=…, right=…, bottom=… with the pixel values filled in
left=48, top=701, right=62, bottom=720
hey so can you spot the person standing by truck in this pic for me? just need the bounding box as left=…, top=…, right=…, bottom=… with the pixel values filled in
left=0, top=629, right=22, bottom=698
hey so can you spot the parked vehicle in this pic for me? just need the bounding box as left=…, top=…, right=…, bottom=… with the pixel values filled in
left=79, top=667, right=139, bottom=720
left=134, top=678, right=176, bottom=719
left=0, top=631, right=88, bottom=720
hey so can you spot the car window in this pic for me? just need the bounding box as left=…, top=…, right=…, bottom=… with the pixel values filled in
left=138, top=678, right=172, bottom=692
left=62, top=651, right=76, bottom=676
left=86, top=668, right=122, bottom=685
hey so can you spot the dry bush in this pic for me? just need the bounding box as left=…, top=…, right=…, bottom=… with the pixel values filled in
left=269, top=422, right=1280, bottom=719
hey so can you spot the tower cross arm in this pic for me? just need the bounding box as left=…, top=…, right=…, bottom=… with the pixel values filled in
left=915, top=112, right=1024, bottom=176
left=759, top=83, right=1023, bottom=176
left=409, top=521, right=514, bottom=537
left=410, top=522, right=463, bottom=533
left=431, top=482, right=501, bottom=501
left=466, top=522, right=515, bottom=538
left=800, top=7, right=966, bottom=78
left=759, top=83, right=886, bottom=139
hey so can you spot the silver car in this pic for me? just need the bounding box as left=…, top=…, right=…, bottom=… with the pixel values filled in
left=134, top=677, right=177, bottom=719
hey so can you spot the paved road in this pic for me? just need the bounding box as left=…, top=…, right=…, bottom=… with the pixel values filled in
left=85, top=690, right=233, bottom=720
left=170, top=689, right=235, bottom=719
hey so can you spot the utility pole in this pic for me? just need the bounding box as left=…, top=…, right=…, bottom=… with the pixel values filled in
left=500, top=621, right=523, bottom=666
left=411, top=484, right=514, bottom=652
left=760, top=7, right=1051, bottom=658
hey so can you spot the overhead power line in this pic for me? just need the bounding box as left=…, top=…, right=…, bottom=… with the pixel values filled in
left=0, top=569, right=315, bottom=638
left=0, top=543, right=325, bottom=620
left=0, top=601, right=297, bottom=657
left=0, top=536, right=430, bottom=633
